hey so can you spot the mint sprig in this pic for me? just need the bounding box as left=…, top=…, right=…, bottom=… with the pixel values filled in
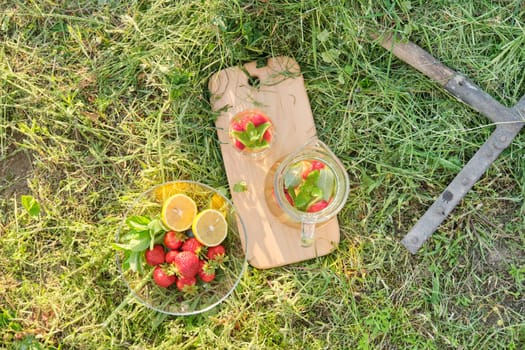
left=232, top=121, right=271, bottom=150
left=285, top=167, right=335, bottom=212
left=288, top=170, right=322, bottom=211
left=113, top=215, right=167, bottom=273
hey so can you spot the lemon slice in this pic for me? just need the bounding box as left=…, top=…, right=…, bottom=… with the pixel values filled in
left=192, top=209, right=228, bottom=247
left=161, top=194, right=197, bottom=231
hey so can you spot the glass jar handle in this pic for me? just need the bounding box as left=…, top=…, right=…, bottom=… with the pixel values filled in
left=301, top=222, right=315, bottom=247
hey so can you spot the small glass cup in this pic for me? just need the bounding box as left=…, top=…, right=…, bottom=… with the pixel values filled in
left=228, top=109, right=276, bottom=159
left=269, top=138, right=349, bottom=247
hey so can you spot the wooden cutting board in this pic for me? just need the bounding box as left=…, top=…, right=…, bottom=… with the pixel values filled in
left=208, top=56, right=340, bottom=269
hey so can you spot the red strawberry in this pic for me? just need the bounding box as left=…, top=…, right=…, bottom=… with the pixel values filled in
left=163, top=230, right=185, bottom=250
left=311, top=160, right=325, bottom=170
left=181, top=237, right=204, bottom=255
left=173, top=251, right=200, bottom=277
left=307, top=200, right=329, bottom=213
left=153, top=265, right=177, bottom=288
left=206, top=245, right=226, bottom=262
left=234, top=139, right=245, bottom=150
left=176, top=275, right=197, bottom=293
left=145, top=244, right=165, bottom=266
left=198, top=260, right=216, bottom=283
left=301, top=160, right=325, bottom=180
left=165, top=250, right=179, bottom=264
left=231, top=120, right=247, bottom=131
left=284, top=189, right=294, bottom=206
left=251, top=113, right=269, bottom=126
left=263, top=130, right=272, bottom=142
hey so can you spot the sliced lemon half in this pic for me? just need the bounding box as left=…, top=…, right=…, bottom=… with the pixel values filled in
left=192, top=209, right=228, bottom=247
left=161, top=194, right=197, bottom=231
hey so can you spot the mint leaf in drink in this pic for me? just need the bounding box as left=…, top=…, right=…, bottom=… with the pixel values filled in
left=232, top=129, right=252, bottom=146
left=284, top=162, right=304, bottom=189
left=310, top=187, right=323, bottom=199
left=232, top=121, right=271, bottom=149
left=317, top=168, right=336, bottom=201
left=254, top=121, right=271, bottom=139
left=305, top=169, right=320, bottom=185
left=245, top=122, right=257, bottom=142
left=292, top=170, right=322, bottom=211
left=294, top=190, right=311, bottom=211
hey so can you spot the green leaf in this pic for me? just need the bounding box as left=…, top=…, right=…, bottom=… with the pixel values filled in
left=148, top=219, right=166, bottom=250
left=303, top=169, right=320, bottom=190
left=317, top=29, right=330, bottom=42
left=254, top=121, right=271, bottom=137
left=245, top=122, right=257, bottom=137
left=317, top=168, right=336, bottom=201
left=306, top=169, right=320, bottom=182
left=233, top=181, right=247, bottom=192
left=153, top=232, right=166, bottom=246
left=126, top=215, right=151, bottom=231
left=310, top=187, right=323, bottom=199
left=232, top=121, right=271, bottom=149
left=148, top=219, right=165, bottom=235
left=287, top=187, right=297, bottom=202
left=21, top=195, right=40, bottom=217
left=232, top=130, right=251, bottom=146
left=321, top=48, right=341, bottom=64
left=125, top=250, right=144, bottom=274
left=114, top=230, right=151, bottom=252
left=294, top=191, right=311, bottom=211
left=291, top=170, right=321, bottom=211
left=283, top=162, right=304, bottom=189
left=306, top=188, right=323, bottom=210
left=344, top=64, right=354, bottom=75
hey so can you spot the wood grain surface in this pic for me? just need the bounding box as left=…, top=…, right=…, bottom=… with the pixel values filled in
left=208, top=56, right=340, bottom=269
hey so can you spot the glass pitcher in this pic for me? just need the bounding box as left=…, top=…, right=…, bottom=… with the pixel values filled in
left=265, top=138, right=350, bottom=247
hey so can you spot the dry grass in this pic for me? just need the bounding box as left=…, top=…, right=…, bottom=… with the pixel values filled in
left=0, top=1, right=523, bottom=349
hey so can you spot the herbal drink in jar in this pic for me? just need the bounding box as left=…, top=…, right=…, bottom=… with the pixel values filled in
left=269, top=139, right=349, bottom=247
left=229, top=110, right=276, bottom=159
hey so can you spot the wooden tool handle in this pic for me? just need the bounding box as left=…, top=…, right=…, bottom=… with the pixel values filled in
left=374, top=31, right=524, bottom=254
left=376, top=32, right=455, bottom=86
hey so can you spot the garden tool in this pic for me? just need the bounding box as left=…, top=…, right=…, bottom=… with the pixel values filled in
left=376, top=33, right=524, bottom=254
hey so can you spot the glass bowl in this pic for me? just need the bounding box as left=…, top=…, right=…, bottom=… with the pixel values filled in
left=115, top=181, right=248, bottom=316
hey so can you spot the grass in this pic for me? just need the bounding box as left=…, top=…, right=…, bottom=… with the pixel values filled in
left=1, top=0, right=524, bottom=349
